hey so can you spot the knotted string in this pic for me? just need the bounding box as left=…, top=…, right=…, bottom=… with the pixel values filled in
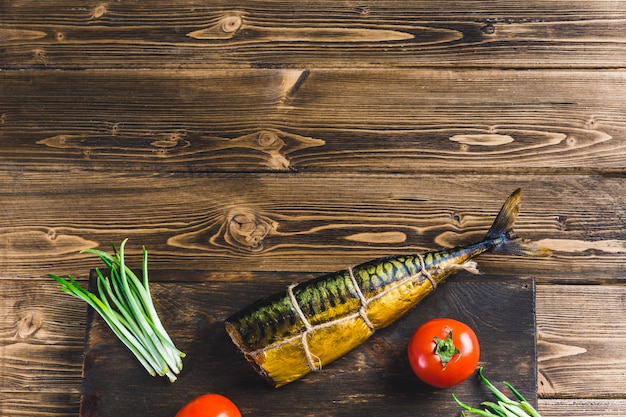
left=287, top=283, right=322, bottom=371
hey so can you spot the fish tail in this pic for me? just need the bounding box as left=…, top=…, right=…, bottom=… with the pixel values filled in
left=485, top=188, right=551, bottom=257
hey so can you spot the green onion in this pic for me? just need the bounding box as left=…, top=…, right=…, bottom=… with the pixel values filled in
left=453, top=367, right=542, bottom=417
left=49, top=239, right=185, bottom=382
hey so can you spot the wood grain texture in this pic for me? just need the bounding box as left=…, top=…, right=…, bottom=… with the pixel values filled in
left=80, top=273, right=536, bottom=417
left=0, top=280, right=85, bottom=394
left=1, top=69, right=625, bottom=173
left=537, top=285, right=626, bottom=398
left=2, top=0, right=625, bottom=415
left=0, top=171, right=623, bottom=281
left=2, top=1, right=626, bottom=69
left=539, top=399, right=626, bottom=417
left=0, top=392, right=80, bottom=417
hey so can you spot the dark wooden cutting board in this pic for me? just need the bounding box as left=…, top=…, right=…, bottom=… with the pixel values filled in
left=79, top=270, right=537, bottom=417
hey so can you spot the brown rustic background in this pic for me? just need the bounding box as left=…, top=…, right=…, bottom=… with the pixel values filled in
left=1, top=1, right=626, bottom=416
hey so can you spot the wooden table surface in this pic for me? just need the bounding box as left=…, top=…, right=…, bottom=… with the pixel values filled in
left=1, top=1, right=625, bottom=416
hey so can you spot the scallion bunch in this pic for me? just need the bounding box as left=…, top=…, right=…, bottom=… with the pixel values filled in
left=50, top=239, right=185, bottom=382
left=453, top=367, right=542, bottom=417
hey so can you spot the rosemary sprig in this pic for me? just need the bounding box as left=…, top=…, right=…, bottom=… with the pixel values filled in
left=453, top=367, right=542, bottom=417
left=50, top=239, right=185, bottom=382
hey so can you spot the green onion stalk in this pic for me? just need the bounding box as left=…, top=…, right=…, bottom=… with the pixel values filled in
left=453, top=367, right=542, bottom=417
left=50, top=239, right=185, bottom=382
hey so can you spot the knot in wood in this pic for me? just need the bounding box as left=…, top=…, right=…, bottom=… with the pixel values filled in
left=367, top=336, right=394, bottom=365
left=33, top=48, right=47, bottom=63
left=90, top=4, right=108, bottom=19
left=355, top=6, right=370, bottom=15
left=481, top=23, right=496, bottom=35
left=586, top=117, right=597, bottom=130
left=257, top=131, right=281, bottom=149
left=16, top=311, right=43, bottom=338
left=566, top=136, right=577, bottom=147
left=225, top=209, right=276, bottom=252
left=150, top=133, right=188, bottom=150
left=220, top=15, right=242, bottom=34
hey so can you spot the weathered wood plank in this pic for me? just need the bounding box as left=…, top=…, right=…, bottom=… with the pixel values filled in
left=0, top=280, right=85, bottom=394
left=537, top=285, right=626, bottom=398
left=0, top=392, right=80, bottom=417
left=539, top=399, right=626, bottom=417
left=1, top=69, right=625, bottom=173
left=2, top=1, right=626, bottom=69
left=0, top=172, right=623, bottom=281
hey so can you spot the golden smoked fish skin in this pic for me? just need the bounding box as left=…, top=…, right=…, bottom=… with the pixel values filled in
left=224, top=189, right=548, bottom=387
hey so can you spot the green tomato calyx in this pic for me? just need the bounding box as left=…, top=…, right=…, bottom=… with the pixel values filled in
left=433, top=329, right=460, bottom=369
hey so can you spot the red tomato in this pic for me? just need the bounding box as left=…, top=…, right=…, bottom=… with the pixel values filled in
left=175, top=393, right=242, bottom=417
left=407, top=318, right=480, bottom=388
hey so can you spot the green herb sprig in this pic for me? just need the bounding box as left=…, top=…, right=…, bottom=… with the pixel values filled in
left=50, top=239, right=185, bottom=382
left=453, top=367, right=542, bottom=417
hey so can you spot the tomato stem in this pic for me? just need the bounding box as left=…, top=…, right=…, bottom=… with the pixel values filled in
left=433, top=328, right=460, bottom=368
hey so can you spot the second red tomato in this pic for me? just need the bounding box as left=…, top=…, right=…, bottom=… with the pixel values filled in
left=407, top=318, right=480, bottom=388
left=175, top=393, right=242, bottom=417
